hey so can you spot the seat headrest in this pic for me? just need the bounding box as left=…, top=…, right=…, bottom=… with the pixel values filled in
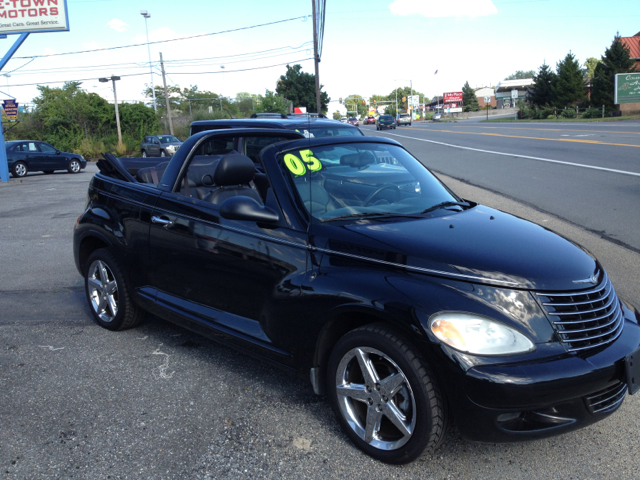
left=213, top=154, right=256, bottom=186
left=340, top=152, right=375, bottom=167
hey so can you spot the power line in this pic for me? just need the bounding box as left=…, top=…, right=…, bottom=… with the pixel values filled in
left=12, top=15, right=310, bottom=59
left=6, top=58, right=313, bottom=87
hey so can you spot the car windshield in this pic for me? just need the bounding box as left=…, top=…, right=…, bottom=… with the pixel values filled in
left=279, top=142, right=463, bottom=222
left=379, top=115, right=392, bottom=121
left=295, top=126, right=363, bottom=138
left=158, top=135, right=180, bottom=144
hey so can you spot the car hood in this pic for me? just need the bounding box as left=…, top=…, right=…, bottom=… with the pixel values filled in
left=316, top=205, right=598, bottom=291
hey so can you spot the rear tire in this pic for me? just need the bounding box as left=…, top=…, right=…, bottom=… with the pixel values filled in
left=12, top=161, right=27, bottom=178
left=141, top=150, right=147, bottom=158
left=84, top=249, right=143, bottom=331
left=327, top=324, right=448, bottom=464
left=160, top=150, right=166, bottom=157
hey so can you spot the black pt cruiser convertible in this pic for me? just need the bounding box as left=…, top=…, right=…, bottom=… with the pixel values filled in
left=73, top=127, right=640, bottom=464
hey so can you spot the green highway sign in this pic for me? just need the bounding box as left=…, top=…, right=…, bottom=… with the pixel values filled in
left=615, top=73, right=640, bottom=104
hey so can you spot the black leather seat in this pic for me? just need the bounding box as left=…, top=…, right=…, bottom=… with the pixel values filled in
left=136, top=161, right=170, bottom=184
left=203, top=154, right=263, bottom=205
left=294, top=179, right=341, bottom=216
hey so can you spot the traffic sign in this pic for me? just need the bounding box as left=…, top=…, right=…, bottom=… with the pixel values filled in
left=2, top=99, right=18, bottom=121
left=511, top=90, right=518, bottom=99
left=484, top=96, right=491, bottom=103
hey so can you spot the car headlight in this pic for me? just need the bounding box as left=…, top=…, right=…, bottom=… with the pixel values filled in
left=429, top=312, right=535, bottom=355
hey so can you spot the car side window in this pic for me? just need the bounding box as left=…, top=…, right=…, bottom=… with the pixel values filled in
left=13, top=143, right=23, bottom=152
left=39, top=143, right=57, bottom=154
left=26, top=142, right=38, bottom=152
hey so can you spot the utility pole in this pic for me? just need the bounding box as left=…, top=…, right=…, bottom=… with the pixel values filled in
left=159, top=52, right=174, bottom=135
left=99, top=75, right=122, bottom=146
left=312, top=0, right=322, bottom=115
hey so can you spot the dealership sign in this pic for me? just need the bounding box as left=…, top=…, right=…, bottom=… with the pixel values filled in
left=615, top=73, right=640, bottom=104
left=0, top=0, right=69, bottom=35
left=443, top=91, right=463, bottom=103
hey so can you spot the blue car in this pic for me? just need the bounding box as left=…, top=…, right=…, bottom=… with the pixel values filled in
left=6, top=140, right=86, bottom=178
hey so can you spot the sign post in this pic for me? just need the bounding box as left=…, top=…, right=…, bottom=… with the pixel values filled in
left=0, top=1, right=70, bottom=183
left=484, top=96, right=491, bottom=121
left=511, top=89, right=518, bottom=120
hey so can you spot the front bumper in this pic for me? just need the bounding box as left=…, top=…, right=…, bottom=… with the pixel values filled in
left=438, top=307, right=640, bottom=443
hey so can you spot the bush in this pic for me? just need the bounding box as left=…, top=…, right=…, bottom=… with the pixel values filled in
left=560, top=109, right=576, bottom=118
left=582, top=108, right=602, bottom=119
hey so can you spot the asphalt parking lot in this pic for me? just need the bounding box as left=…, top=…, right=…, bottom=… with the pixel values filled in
left=1, top=164, right=640, bottom=479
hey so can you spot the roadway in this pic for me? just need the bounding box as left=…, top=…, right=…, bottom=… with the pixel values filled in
left=361, top=120, right=640, bottom=252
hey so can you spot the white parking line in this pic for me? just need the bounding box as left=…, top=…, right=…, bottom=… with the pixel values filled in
left=377, top=131, right=640, bottom=178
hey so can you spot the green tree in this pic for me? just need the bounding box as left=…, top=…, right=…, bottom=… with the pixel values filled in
left=30, top=82, right=114, bottom=150
left=505, top=70, right=536, bottom=80
left=462, top=81, right=479, bottom=111
left=584, top=57, right=601, bottom=79
left=275, top=64, right=330, bottom=114
left=177, top=85, right=224, bottom=114
left=529, top=62, right=557, bottom=107
left=552, top=52, right=586, bottom=107
left=591, top=34, right=637, bottom=111
left=255, top=90, right=289, bottom=114
left=386, top=105, right=397, bottom=118
left=332, top=111, right=342, bottom=120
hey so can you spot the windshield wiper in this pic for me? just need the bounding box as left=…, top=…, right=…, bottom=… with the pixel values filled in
left=322, top=212, right=423, bottom=223
left=420, top=201, right=471, bottom=215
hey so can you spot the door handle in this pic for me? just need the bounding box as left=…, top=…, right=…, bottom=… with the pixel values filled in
left=152, top=216, right=173, bottom=226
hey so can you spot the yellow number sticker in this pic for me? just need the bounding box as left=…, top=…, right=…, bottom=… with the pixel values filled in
left=299, top=149, right=322, bottom=172
left=284, top=154, right=306, bottom=176
left=283, top=150, right=323, bottom=176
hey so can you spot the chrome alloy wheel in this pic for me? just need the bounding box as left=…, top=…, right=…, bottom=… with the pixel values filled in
left=87, top=259, right=119, bottom=323
left=14, top=163, right=27, bottom=177
left=335, top=346, right=416, bottom=451
left=69, top=159, right=81, bottom=173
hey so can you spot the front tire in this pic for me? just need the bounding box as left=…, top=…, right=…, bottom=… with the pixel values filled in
left=68, top=159, right=81, bottom=173
left=84, top=249, right=143, bottom=331
left=327, top=324, right=447, bottom=464
left=12, top=161, right=27, bottom=178
left=141, top=150, right=147, bottom=158
left=160, top=150, right=166, bottom=157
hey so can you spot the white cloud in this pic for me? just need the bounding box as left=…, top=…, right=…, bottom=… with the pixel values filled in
left=389, top=0, right=498, bottom=18
left=107, top=19, right=128, bottom=33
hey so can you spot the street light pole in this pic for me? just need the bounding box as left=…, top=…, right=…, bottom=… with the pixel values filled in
left=99, top=75, right=122, bottom=146
left=140, top=10, right=157, bottom=112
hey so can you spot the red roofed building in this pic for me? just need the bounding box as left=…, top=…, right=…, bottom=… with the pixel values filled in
left=620, top=32, right=640, bottom=71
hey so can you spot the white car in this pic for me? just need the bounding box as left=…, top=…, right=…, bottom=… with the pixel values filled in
left=340, top=117, right=348, bottom=123
left=397, top=113, right=412, bottom=126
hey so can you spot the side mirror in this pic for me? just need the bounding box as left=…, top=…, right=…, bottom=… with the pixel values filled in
left=56, top=150, right=61, bottom=154
left=219, top=196, right=279, bottom=224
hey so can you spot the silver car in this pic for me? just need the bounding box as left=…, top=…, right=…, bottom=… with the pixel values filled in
left=397, top=113, right=412, bottom=126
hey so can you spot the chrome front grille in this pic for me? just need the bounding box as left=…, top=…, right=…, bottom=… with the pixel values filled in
left=585, top=382, right=627, bottom=413
left=535, top=274, right=624, bottom=352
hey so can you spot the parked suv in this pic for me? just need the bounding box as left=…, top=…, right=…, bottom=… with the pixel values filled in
left=140, top=135, right=183, bottom=157
left=397, top=113, right=412, bottom=126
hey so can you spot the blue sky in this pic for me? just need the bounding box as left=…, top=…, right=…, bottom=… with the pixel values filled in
left=1, top=0, right=638, bottom=111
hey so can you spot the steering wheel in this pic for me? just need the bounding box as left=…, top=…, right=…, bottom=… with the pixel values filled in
left=363, top=184, right=402, bottom=206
